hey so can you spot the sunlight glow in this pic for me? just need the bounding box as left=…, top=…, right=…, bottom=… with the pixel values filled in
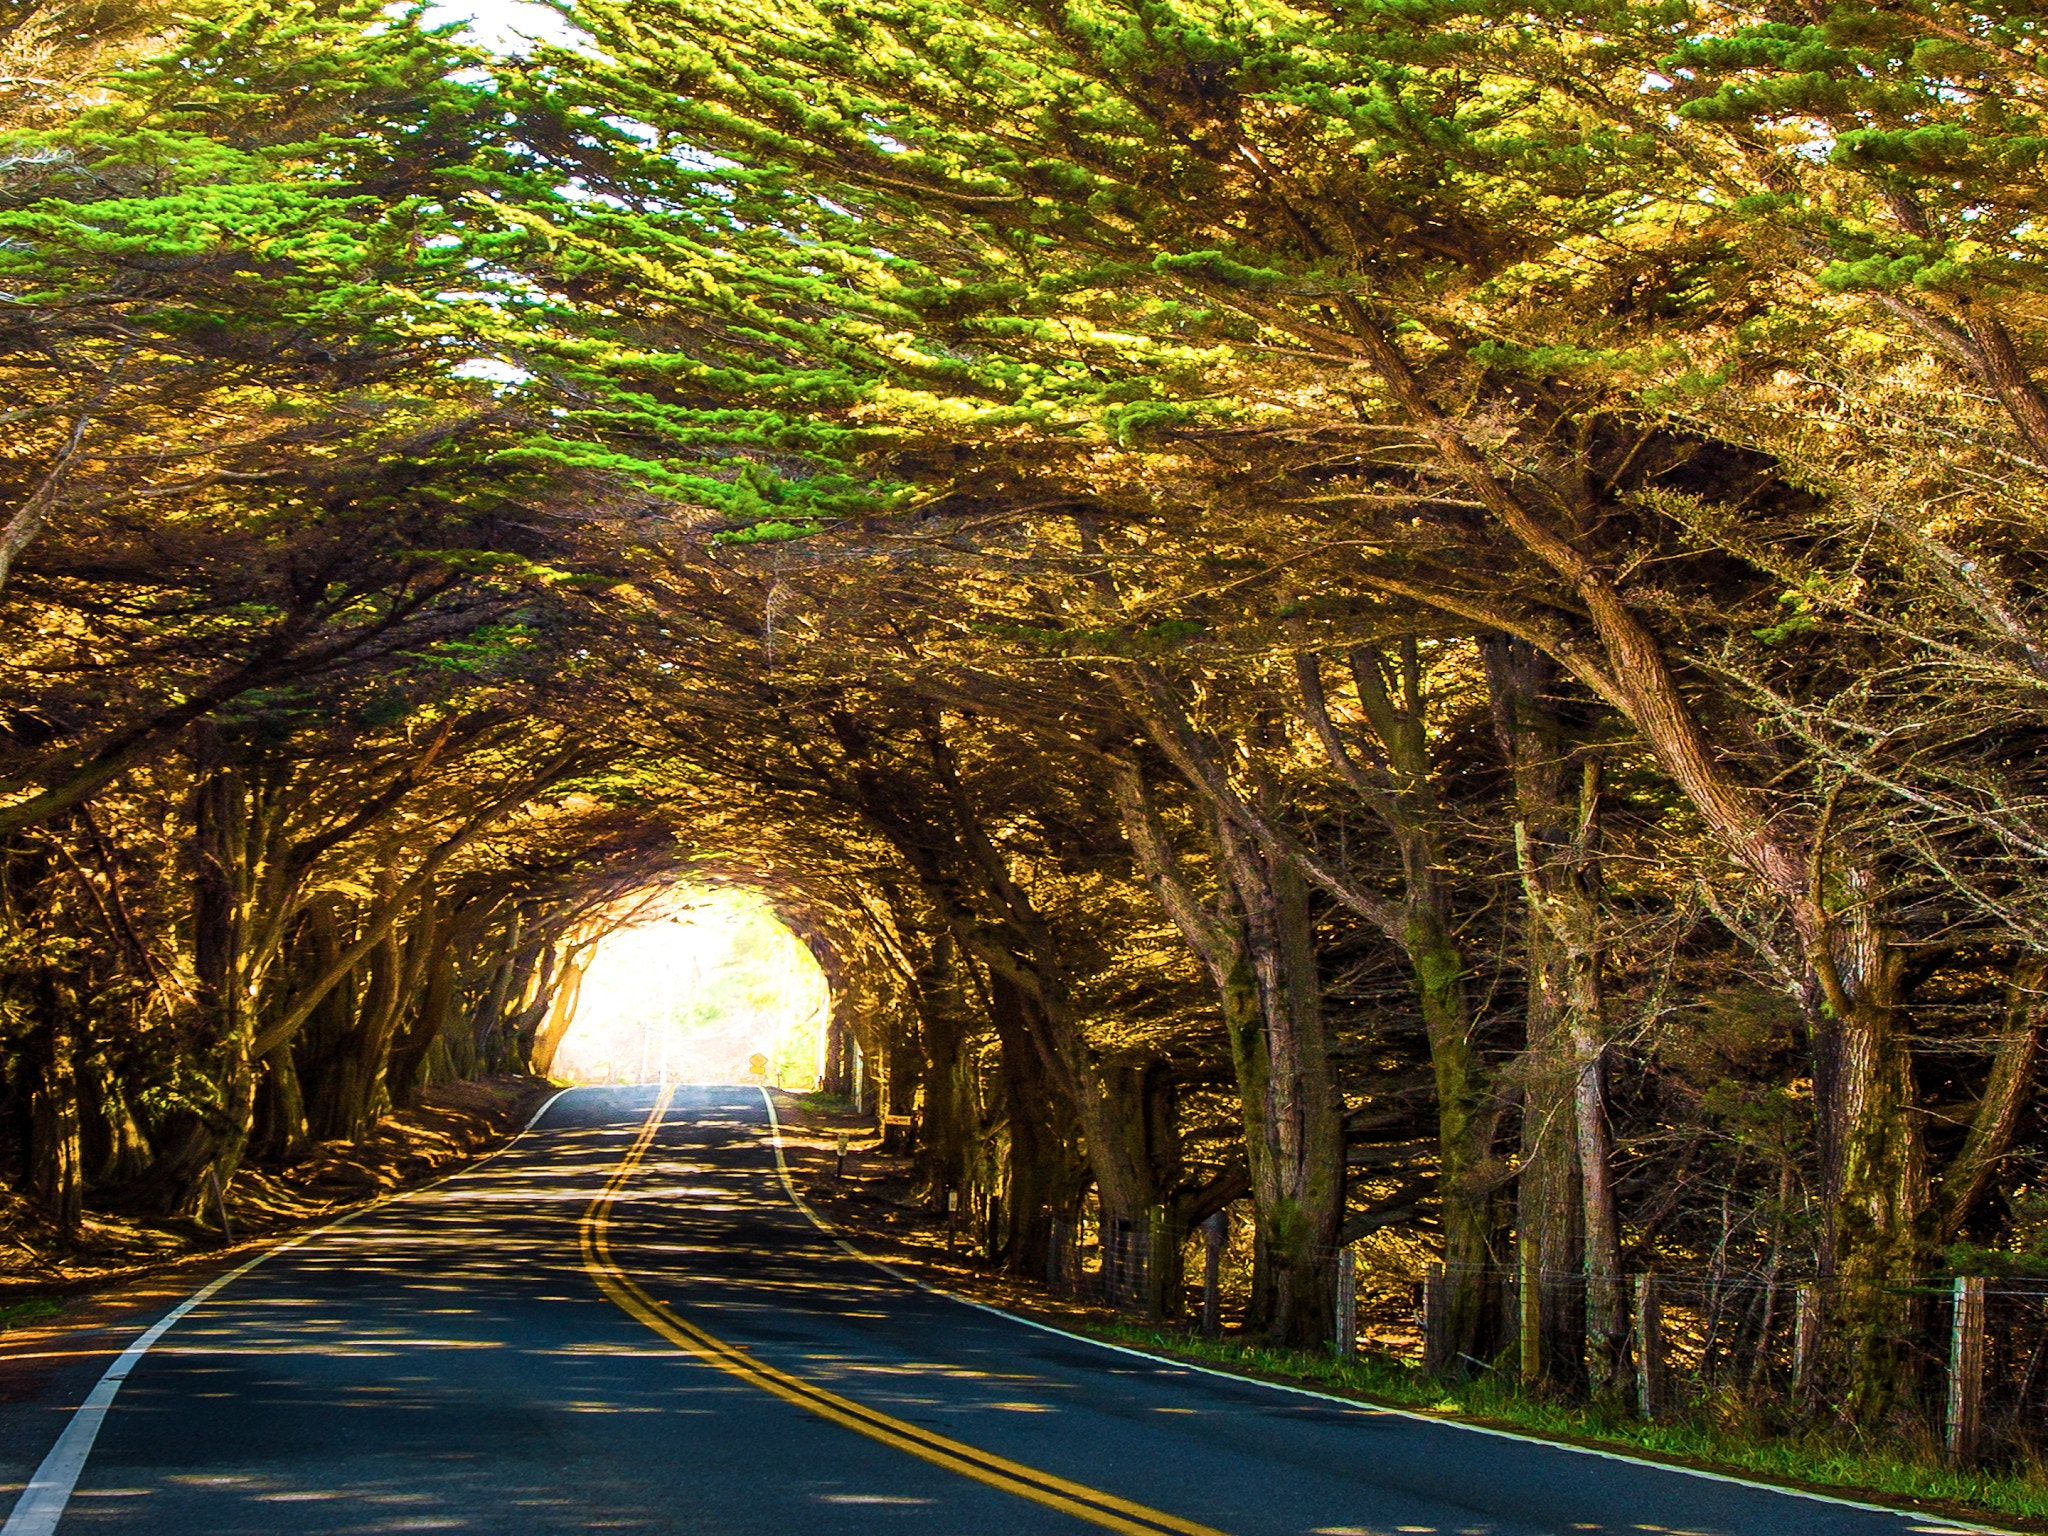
left=552, top=890, right=828, bottom=1086
left=418, top=0, right=589, bottom=55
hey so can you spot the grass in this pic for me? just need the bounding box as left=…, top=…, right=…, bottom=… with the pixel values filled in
left=0, top=1296, right=60, bottom=1331
left=1077, top=1321, right=2048, bottom=1529
left=781, top=1125, right=2045, bottom=1528
left=795, top=1090, right=856, bottom=1114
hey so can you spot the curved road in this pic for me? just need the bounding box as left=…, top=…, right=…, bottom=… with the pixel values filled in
left=0, top=1086, right=1987, bottom=1535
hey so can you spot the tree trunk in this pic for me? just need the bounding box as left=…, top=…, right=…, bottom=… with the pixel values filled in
left=1112, top=756, right=1342, bottom=1346
left=294, top=902, right=362, bottom=1142
left=1352, top=641, right=1501, bottom=1370
left=252, top=1044, right=309, bottom=1161
left=1217, top=816, right=1341, bottom=1345
left=79, top=1049, right=152, bottom=1186
left=28, top=1008, right=82, bottom=1235
left=1817, top=885, right=1928, bottom=1423
left=1406, top=903, right=1499, bottom=1368
left=471, top=908, right=524, bottom=1069
left=172, top=728, right=257, bottom=1213
left=820, top=1000, right=853, bottom=1098
left=1940, top=957, right=2046, bottom=1241
left=913, top=928, right=975, bottom=1207
left=1517, top=920, right=1587, bottom=1395
left=1055, top=1001, right=1158, bottom=1232
left=1520, top=766, right=1629, bottom=1398
left=532, top=949, right=588, bottom=1078
left=854, top=733, right=1162, bottom=1237
left=988, top=970, right=1082, bottom=1279
left=388, top=907, right=458, bottom=1106
left=501, top=939, right=558, bottom=1075
left=1485, top=637, right=1588, bottom=1394
left=303, top=919, right=401, bottom=1143
left=1960, top=305, right=2048, bottom=463
left=1568, top=984, right=1628, bottom=1398
left=1486, top=638, right=1629, bottom=1394
left=1334, top=311, right=1938, bottom=1415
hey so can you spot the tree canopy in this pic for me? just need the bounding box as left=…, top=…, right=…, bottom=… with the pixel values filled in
left=6, top=0, right=2048, bottom=1457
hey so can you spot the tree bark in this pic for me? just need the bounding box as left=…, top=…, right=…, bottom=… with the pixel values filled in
left=388, top=899, right=460, bottom=1105
left=1334, top=642, right=1502, bottom=1366
left=28, top=1005, right=83, bottom=1235
left=1323, top=305, right=1927, bottom=1416
left=78, top=1049, right=152, bottom=1186
left=1960, top=306, right=2048, bottom=464
left=1484, top=637, right=1586, bottom=1394
left=532, top=948, right=588, bottom=1078
left=1486, top=640, right=1630, bottom=1395
left=907, top=921, right=976, bottom=1209
left=1819, top=872, right=1926, bottom=1422
left=1939, top=957, right=2046, bottom=1242
left=1216, top=814, right=1343, bottom=1344
left=1539, top=765, right=1629, bottom=1399
left=253, top=1043, right=310, bottom=1162
left=1517, top=913, right=1587, bottom=1394
left=1111, top=755, right=1343, bottom=1346
left=836, top=716, right=1164, bottom=1237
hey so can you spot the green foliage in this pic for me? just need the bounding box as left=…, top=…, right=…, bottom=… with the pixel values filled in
left=1950, top=1194, right=2048, bottom=1279
left=8, top=0, right=2048, bottom=1487
left=0, top=1298, right=62, bottom=1331
left=1752, top=593, right=1821, bottom=646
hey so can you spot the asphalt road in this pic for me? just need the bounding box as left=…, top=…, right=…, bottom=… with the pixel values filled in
left=0, top=1085, right=1989, bottom=1535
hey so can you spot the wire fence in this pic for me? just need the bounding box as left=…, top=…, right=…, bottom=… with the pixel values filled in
left=1037, top=1208, right=2048, bottom=1466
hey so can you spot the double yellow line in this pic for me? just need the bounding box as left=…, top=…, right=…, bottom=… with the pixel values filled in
left=578, top=1088, right=1229, bottom=1536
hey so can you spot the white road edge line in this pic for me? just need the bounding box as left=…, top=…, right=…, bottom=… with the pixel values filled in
left=756, top=1087, right=2004, bottom=1536
left=0, top=1084, right=574, bottom=1536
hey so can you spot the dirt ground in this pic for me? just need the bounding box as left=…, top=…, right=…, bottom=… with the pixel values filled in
left=764, top=1092, right=1428, bottom=1360
left=765, top=1089, right=1135, bottom=1329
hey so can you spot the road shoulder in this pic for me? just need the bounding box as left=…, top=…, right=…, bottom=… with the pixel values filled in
left=763, top=1089, right=2042, bottom=1536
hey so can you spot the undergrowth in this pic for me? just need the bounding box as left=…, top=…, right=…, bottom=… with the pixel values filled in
left=0, top=1296, right=58, bottom=1331
left=796, top=1091, right=855, bottom=1114
left=1080, top=1322, right=2048, bottom=1528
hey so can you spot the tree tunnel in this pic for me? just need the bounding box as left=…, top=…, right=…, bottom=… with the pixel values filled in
left=15, top=0, right=2048, bottom=1442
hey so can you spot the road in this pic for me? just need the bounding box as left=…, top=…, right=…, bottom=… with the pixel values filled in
left=0, top=1085, right=1987, bottom=1535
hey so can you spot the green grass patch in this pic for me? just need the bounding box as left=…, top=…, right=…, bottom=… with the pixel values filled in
left=796, top=1091, right=855, bottom=1114
left=1079, top=1322, right=2048, bottom=1526
left=0, top=1296, right=61, bottom=1331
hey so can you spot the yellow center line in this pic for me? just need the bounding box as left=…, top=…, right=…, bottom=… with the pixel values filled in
left=578, top=1089, right=1232, bottom=1536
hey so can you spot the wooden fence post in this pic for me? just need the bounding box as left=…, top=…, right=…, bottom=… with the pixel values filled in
left=206, top=1166, right=234, bottom=1245
left=1145, top=1206, right=1169, bottom=1319
left=1633, top=1274, right=1665, bottom=1419
left=1948, top=1275, right=1986, bottom=1466
left=1200, top=1214, right=1224, bottom=1339
left=946, top=1187, right=958, bottom=1253
left=1793, top=1284, right=1821, bottom=1403
left=835, top=1132, right=848, bottom=1178
left=1048, top=1216, right=1070, bottom=1291
left=1519, top=1241, right=1541, bottom=1387
left=1422, top=1262, right=1449, bottom=1376
left=1335, top=1248, right=1357, bottom=1359
left=1498, top=1269, right=1519, bottom=1362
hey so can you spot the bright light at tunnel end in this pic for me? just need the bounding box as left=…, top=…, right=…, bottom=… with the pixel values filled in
left=550, top=888, right=828, bottom=1088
